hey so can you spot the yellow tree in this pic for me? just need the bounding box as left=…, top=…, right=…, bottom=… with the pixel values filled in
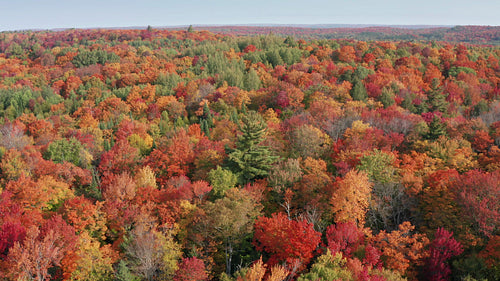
left=330, top=170, right=372, bottom=226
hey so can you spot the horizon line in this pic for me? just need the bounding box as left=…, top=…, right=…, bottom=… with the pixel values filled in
left=3, top=23, right=499, bottom=33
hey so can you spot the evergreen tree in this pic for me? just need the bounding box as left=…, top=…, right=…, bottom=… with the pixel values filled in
left=228, top=111, right=278, bottom=184
left=427, top=116, right=447, bottom=140
left=243, top=68, right=261, bottom=91
left=427, top=80, right=449, bottom=115
left=380, top=87, right=395, bottom=108
left=351, top=79, right=368, bottom=101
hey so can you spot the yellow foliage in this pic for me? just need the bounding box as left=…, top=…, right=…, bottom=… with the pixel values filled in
left=65, top=232, right=117, bottom=281
left=419, top=137, right=478, bottom=172
left=135, top=166, right=157, bottom=188
left=127, top=133, right=153, bottom=155
left=331, top=170, right=372, bottom=226
left=344, top=120, right=370, bottom=140
left=38, top=175, right=74, bottom=211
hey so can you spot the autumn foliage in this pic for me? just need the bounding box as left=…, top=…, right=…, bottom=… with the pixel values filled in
left=0, top=26, right=498, bottom=280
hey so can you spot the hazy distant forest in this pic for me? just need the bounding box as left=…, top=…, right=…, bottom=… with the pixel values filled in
left=0, top=26, right=499, bottom=281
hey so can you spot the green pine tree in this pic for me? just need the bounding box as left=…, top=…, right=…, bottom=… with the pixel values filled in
left=351, top=79, right=368, bottom=101
left=427, top=116, right=447, bottom=140
left=427, top=80, right=449, bottom=115
left=228, top=111, right=278, bottom=184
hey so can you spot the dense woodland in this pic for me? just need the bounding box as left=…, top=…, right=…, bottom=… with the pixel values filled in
left=198, top=25, right=500, bottom=45
left=0, top=27, right=499, bottom=280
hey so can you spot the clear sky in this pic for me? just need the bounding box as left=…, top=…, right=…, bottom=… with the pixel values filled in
left=1, top=0, right=498, bottom=31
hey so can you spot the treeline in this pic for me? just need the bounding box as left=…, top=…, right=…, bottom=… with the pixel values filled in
left=197, top=25, right=500, bottom=45
left=0, top=28, right=499, bottom=280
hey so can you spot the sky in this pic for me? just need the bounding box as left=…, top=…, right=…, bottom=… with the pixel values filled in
left=0, top=0, right=499, bottom=31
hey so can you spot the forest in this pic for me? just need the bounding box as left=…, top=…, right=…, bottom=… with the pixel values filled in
left=0, top=27, right=499, bottom=280
left=197, top=25, right=500, bottom=45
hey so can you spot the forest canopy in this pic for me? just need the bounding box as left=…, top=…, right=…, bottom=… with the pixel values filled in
left=0, top=27, right=499, bottom=280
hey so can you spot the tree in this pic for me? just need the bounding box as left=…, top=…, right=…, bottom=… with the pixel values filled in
left=371, top=221, right=429, bottom=278
left=228, top=111, right=278, bottom=184
left=426, top=116, right=447, bottom=140
left=98, top=139, right=140, bottom=186
left=425, top=228, right=463, bottom=281
left=326, top=221, right=366, bottom=259
left=330, top=170, right=372, bottom=226
left=204, top=188, right=261, bottom=275
left=207, top=166, right=238, bottom=198
left=297, top=250, right=353, bottom=281
left=174, top=257, right=208, bottom=281
left=6, top=216, right=77, bottom=281
left=0, top=221, right=26, bottom=259
left=45, top=137, right=91, bottom=168
left=124, top=217, right=181, bottom=281
left=236, top=257, right=289, bottom=281
left=453, top=170, right=500, bottom=238
left=243, top=68, right=262, bottom=91
left=253, top=212, right=321, bottom=272
left=61, top=232, right=116, bottom=281
left=351, top=79, right=368, bottom=101
left=290, top=124, right=330, bottom=159
left=7, top=226, right=63, bottom=281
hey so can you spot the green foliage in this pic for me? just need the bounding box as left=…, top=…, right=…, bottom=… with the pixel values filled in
left=228, top=111, right=278, bottom=184
left=72, top=49, right=120, bottom=68
left=155, top=73, right=182, bottom=95
left=358, top=149, right=398, bottom=183
left=297, top=250, right=353, bottom=281
left=243, top=68, right=261, bottom=91
left=0, top=27, right=499, bottom=281
left=0, top=87, right=36, bottom=119
left=426, top=116, right=447, bottom=140
left=6, top=42, right=24, bottom=58
left=448, top=66, right=477, bottom=77
left=351, top=79, right=368, bottom=101
left=380, top=87, right=395, bottom=108
left=115, top=260, right=141, bottom=281
left=208, top=166, right=238, bottom=198
left=426, top=86, right=449, bottom=115
left=45, top=137, right=90, bottom=168
left=452, top=255, right=493, bottom=281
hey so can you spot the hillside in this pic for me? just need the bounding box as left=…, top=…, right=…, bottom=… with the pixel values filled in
left=186, top=25, right=500, bottom=45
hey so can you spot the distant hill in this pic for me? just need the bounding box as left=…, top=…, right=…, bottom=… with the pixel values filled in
left=180, top=25, right=499, bottom=45
left=9, top=24, right=499, bottom=45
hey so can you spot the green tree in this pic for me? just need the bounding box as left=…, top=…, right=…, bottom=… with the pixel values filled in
left=426, top=116, right=447, bottom=140
left=243, top=68, right=261, bottom=91
left=426, top=81, right=449, bottom=115
left=207, top=166, right=238, bottom=198
left=45, top=137, right=91, bottom=168
left=204, top=188, right=261, bottom=276
left=357, top=149, right=398, bottom=184
left=228, top=111, right=278, bottom=184
left=351, top=79, right=368, bottom=101
left=297, top=250, right=353, bottom=281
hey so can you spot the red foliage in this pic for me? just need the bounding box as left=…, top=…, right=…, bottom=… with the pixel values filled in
left=425, top=228, right=463, bottom=281
left=253, top=212, right=321, bottom=271
left=452, top=170, right=500, bottom=238
left=98, top=140, right=140, bottom=186
left=326, top=221, right=365, bottom=258
left=0, top=221, right=26, bottom=258
left=174, top=257, right=208, bottom=281
left=145, top=129, right=195, bottom=186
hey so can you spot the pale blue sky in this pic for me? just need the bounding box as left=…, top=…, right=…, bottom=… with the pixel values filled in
left=0, top=0, right=498, bottom=31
